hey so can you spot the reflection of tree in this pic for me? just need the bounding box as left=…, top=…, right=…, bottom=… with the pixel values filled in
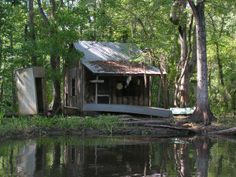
left=194, top=137, right=211, bottom=177
left=174, top=143, right=191, bottom=177
left=149, top=141, right=173, bottom=176
left=50, top=143, right=61, bottom=176
left=34, top=144, right=46, bottom=177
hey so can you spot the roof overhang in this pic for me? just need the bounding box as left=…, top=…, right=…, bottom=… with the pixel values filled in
left=82, top=60, right=166, bottom=75
left=74, top=41, right=167, bottom=75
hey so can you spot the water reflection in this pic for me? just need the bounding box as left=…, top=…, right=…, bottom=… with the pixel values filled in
left=0, top=136, right=235, bottom=177
left=194, top=137, right=211, bottom=177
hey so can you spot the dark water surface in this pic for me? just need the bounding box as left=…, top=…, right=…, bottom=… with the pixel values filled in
left=0, top=136, right=235, bottom=177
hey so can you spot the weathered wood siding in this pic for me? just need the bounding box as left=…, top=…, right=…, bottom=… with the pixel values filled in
left=83, top=69, right=151, bottom=106
left=64, top=67, right=77, bottom=107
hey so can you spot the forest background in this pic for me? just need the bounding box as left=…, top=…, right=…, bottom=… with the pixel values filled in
left=0, top=0, right=235, bottom=122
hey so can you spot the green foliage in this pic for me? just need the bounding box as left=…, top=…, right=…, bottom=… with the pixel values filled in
left=0, top=112, right=4, bottom=125
left=0, top=115, right=122, bottom=136
left=0, top=0, right=235, bottom=119
left=206, top=1, right=236, bottom=116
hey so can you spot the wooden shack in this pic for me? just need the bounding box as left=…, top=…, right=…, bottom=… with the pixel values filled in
left=15, top=67, right=47, bottom=115
left=64, top=41, right=172, bottom=117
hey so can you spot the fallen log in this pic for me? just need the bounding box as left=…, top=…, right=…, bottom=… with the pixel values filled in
left=210, top=127, right=236, bottom=136
left=124, top=120, right=171, bottom=126
left=144, top=124, right=192, bottom=131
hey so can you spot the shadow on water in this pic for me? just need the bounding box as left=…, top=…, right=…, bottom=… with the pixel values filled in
left=0, top=136, right=235, bottom=177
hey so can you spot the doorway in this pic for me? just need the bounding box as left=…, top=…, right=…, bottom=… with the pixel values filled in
left=35, top=78, right=44, bottom=113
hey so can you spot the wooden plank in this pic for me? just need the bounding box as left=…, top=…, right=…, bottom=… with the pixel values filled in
left=82, top=104, right=173, bottom=118
left=89, top=80, right=104, bottom=83
left=148, top=76, right=152, bottom=106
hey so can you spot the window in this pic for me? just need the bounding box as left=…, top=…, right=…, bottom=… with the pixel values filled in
left=72, top=78, right=76, bottom=96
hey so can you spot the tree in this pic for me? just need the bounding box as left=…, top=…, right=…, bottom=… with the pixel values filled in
left=36, top=0, right=62, bottom=114
left=28, top=0, right=37, bottom=65
left=170, top=0, right=196, bottom=107
left=188, top=0, right=215, bottom=125
left=206, top=0, right=236, bottom=115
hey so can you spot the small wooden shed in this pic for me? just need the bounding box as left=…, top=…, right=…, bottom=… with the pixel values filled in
left=64, top=41, right=172, bottom=117
left=15, top=67, right=47, bottom=115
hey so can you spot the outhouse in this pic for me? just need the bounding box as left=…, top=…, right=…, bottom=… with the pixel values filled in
left=15, top=67, right=47, bottom=115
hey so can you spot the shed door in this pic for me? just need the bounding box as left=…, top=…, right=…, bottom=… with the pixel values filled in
left=35, top=78, right=44, bottom=113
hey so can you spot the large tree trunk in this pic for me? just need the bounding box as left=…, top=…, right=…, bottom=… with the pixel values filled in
left=171, top=0, right=194, bottom=108
left=188, top=0, right=215, bottom=125
left=174, top=25, right=190, bottom=107
left=51, top=55, right=61, bottom=114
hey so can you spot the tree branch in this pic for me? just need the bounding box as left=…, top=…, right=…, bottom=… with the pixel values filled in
left=49, top=0, right=56, bottom=17
left=37, top=0, right=50, bottom=25
left=118, top=5, right=149, bottom=38
left=188, top=0, right=198, bottom=18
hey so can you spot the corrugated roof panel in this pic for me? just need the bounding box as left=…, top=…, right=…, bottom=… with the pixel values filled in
left=82, top=60, right=165, bottom=75
left=74, top=41, right=166, bottom=75
left=74, top=41, right=141, bottom=62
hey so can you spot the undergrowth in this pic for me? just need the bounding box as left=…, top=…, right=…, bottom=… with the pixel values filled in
left=0, top=115, right=122, bottom=136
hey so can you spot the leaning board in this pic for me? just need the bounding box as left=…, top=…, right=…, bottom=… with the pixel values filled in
left=83, top=104, right=173, bottom=118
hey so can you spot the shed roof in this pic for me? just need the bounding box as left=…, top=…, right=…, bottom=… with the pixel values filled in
left=74, top=41, right=166, bottom=75
left=82, top=60, right=163, bottom=75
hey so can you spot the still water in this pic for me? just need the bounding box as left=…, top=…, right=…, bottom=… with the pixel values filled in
left=0, top=136, right=235, bottom=177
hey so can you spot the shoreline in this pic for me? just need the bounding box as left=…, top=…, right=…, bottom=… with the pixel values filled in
left=0, top=115, right=235, bottom=142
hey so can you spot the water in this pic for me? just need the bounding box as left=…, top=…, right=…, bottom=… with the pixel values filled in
left=0, top=136, right=235, bottom=177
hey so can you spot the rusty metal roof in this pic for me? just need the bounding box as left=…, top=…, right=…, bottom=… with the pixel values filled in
left=74, top=41, right=165, bottom=75
left=82, top=60, right=164, bottom=75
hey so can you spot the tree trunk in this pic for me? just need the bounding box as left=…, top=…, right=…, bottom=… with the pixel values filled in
left=215, top=42, right=224, bottom=86
left=29, top=0, right=37, bottom=65
left=51, top=55, right=61, bottom=114
left=188, top=0, right=215, bottom=125
left=50, top=0, right=62, bottom=114
left=171, top=0, right=194, bottom=108
left=37, top=0, right=62, bottom=114
left=0, top=39, right=3, bottom=103
left=175, top=25, right=189, bottom=107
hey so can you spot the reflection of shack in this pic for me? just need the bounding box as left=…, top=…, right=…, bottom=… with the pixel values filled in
left=64, top=41, right=172, bottom=117
left=16, top=142, right=36, bottom=177
left=15, top=67, right=47, bottom=115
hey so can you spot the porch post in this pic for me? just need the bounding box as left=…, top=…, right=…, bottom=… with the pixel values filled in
left=95, top=76, right=98, bottom=104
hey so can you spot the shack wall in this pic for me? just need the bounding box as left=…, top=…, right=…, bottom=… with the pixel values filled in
left=64, top=68, right=78, bottom=108
left=83, top=69, right=151, bottom=106
left=64, top=63, right=84, bottom=112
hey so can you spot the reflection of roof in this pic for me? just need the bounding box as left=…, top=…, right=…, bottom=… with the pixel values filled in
left=83, top=60, right=164, bottom=75
left=74, top=41, right=166, bottom=75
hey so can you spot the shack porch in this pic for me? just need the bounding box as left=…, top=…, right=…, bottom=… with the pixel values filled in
left=64, top=41, right=172, bottom=117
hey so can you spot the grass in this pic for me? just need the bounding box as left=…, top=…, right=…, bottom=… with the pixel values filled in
left=0, top=115, right=122, bottom=137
